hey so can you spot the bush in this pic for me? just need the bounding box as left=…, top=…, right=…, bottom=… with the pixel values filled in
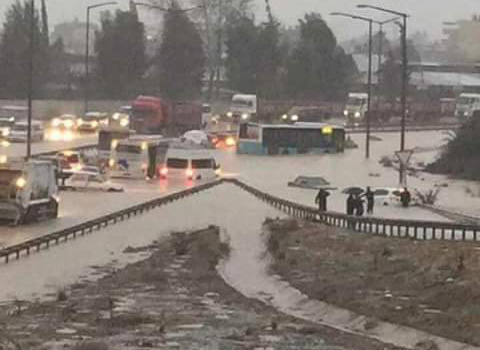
left=415, top=188, right=441, bottom=205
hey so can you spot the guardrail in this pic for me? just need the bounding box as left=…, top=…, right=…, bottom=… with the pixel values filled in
left=225, top=178, right=480, bottom=242
left=346, top=123, right=459, bottom=134
left=0, top=179, right=222, bottom=264
left=2, top=177, right=479, bottom=264
left=33, top=143, right=97, bottom=158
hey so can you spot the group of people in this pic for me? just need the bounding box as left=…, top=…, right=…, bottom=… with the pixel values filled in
left=315, top=187, right=412, bottom=216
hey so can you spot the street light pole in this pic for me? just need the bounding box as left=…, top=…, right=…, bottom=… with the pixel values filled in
left=357, top=4, right=409, bottom=185
left=331, top=12, right=375, bottom=159
left=27, top=0, right=34, bottom=159
left=84, top=2, right=117, bottom=116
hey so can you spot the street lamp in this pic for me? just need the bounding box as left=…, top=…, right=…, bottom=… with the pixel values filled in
left=331, top=12, right=374, bottom=159
left=131, top=2, right=202, bottom=13
left=84, top=2, right=117, bottom=116
left=358, top=4, right=409, bottom=185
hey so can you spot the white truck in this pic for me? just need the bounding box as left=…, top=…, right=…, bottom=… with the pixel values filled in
left=454, top=93, right=480, bottom=120
left=0, top=160, right=59, bottom=225
left=227, top=94, right=257, bottom=121
left=344, top=92, right=369, bottom=123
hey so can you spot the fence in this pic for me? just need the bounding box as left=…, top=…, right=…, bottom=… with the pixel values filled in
left=225, top=178, right=480, bottom=242
left=2, top=177, right=479, bottom=264
left=0, top=180, right=222, bottom=264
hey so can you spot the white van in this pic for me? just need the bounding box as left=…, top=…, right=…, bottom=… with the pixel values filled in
left=160, top=147, right=220, bottom=181
left=227, top=94, right=257, bottom=121
left=8, top=121, right=44, bottom=142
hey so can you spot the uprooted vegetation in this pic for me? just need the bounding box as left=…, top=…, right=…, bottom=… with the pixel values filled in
left=266, top=218, right=480, bottom=346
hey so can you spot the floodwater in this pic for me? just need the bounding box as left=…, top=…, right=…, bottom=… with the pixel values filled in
left=0, top=129, right=479, bottom=303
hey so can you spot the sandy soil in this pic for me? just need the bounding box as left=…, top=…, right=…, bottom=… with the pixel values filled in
left=266, top=218, right=480, bottom=347
left=0, top=226, right=405, bottom=350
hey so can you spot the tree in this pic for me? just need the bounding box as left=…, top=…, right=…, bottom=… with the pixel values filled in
left=286, top=13, right=357, bottom=99
left=380, top=51, right=401, bottom=103
left=94, top=8, right=147, bottom=99
left=155, top=3, right=206, bottom=100
left=0, top=0, right=50, bottom=98
left=192, top=0, right=254, bottom=99
left=224, top=16, right=257, bottom=93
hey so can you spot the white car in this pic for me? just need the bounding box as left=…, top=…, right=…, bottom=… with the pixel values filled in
left=8, top=121, right=44, bottom=142
left=0, top=116, right=15, bottom=138
left=64, top=171, right=124, bottom=192
left=373, top=187, right=405, bottom=206
left=77, top=112, right=109, bottom=132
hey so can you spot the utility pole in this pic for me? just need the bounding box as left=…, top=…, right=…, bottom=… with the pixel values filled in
left=27, top=0, right=35, bottom=160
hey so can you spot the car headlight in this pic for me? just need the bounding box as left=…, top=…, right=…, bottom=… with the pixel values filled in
left=16, top=177, right=26, bottom=188
left=0, top=155, right=7, bottom=163
left=65, top=120, right=74, bottom=129
left=282, top=114, right=288, bottom=120
left=2, top=128, right=10, bottom=137
left=241, top=113, right=249, bottom=120
left=52, top=118, right=60, bottom=127
left=343, top=110, right=349, bottom=117
left=91, top=121, right=99, bottom=128
left=291, top=115, right=299, bottom=122
left=1, top=140, right=10, bottom=147
left=111, top=139, right=119, bottom=149
left=120, top=118, right=129, bottom=127
left=108, top=159, right=115, bottom=168
left=227, top=112, right=233, bottom=118
left=355, top=112, right=361, bottom=118
left=76, top=118, right=83, bottom=126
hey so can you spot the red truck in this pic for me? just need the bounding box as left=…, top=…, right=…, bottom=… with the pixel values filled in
left=130, top=95, right=202, bottom=135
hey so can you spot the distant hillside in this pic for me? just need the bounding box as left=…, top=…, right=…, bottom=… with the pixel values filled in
left=427, top=118, right=480, bottom=180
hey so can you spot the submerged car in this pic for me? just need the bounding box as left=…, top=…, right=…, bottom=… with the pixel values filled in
left=288, top=176, right=336, bottom=190
left=64, top=171, right=124, bottom=192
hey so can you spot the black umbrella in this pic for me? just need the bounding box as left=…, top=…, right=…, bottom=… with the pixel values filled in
left=342, top=187, right=365, bottom=195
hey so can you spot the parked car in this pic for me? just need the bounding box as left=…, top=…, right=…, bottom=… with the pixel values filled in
left=342, top=186, right=406, bottom=206
left=8, top=120, right=44, bottom=142
left=64, top=171, right=124, bottom=192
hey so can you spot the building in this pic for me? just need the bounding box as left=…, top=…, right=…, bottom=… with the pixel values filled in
left=51, top=19, right=99, bottom=56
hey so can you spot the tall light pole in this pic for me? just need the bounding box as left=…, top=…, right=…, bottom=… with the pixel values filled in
left=26, top=0, right=35, bottom=159
left=331, top=12, right=374, bottom=159
left=376, top=17, right=400, bottom=88
left=84, top=2, right=117, bottom=116
left=358, top=4, right=409, bottom=185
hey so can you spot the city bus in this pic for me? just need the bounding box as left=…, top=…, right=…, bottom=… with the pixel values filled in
left=237, top=122, right=345, bottom=155
left=109, top=135, right=171, bottom=179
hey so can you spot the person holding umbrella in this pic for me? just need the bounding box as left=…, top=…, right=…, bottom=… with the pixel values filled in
left=315, top=188, right=330, bottom=212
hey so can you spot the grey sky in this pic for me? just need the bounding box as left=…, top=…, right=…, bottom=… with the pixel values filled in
left=0, top=0, right=478, bottom=41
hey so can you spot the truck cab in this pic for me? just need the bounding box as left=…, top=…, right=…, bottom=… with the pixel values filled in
left=0, top=160, right=59, bottom=225
left=227, top=94, right=257, bottom=122
left=344, top=93, right=368, bottom=124
left=455, top=93, right=480, bottom=120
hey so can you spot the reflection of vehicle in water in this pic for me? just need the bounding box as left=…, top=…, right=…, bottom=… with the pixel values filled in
left=64, top=171, right=124, bottom=192
left=227, top=94, right=257, bottom=121
left=0, top=160, right=59, bottom=225
left=454, top=93, right=480, bottom=120
left=237, top=122, right=345, bottom=155
left=109, top=135, right=170, bottom=179
left=77, top=112, right=109, bottom=132
left=161, top=147, right=220, bottom=181
left=0, top=116, right=15, bottom=138
left=8, top=121, right=44, bottom=142
left=208, top=132, right=236, bottom=148
left=344, top=92, right=368, bottom=122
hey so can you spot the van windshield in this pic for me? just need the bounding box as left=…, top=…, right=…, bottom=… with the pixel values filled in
left=12, top=124, right=28, bottom=131
left=347, top=97, right=366, bottom=106
left=233, top=99, right=253, bottom=107
left=167, top=158, right=188, bottom=169
left=192, top=159, right=215, bottom=169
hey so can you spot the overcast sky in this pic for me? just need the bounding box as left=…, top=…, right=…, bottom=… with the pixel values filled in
left=0, top=0, right=478, bottom=41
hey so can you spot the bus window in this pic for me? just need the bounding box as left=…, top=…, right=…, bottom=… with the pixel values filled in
left=167, top=158, right=188, bottom=169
